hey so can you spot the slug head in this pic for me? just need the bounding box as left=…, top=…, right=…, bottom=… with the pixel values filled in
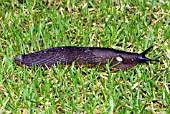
left=111, top=46, right=159, bottom=70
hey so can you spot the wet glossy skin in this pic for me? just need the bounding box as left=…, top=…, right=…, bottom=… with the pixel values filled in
left=14, top=46, right=159, bottom=70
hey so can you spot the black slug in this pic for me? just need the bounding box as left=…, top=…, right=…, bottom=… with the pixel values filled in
left=14, top=46, right=159, bottom=70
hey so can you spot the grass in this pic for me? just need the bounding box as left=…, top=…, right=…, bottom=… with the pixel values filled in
left=0, top=0, right=169, bottom=113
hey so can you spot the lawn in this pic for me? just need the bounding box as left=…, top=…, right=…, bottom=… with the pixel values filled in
left=0, top=0, right=169, bottom=113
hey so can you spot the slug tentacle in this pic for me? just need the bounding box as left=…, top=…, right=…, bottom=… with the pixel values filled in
left=138, top=46, right=160, bottom=63
left=14, top=46, right=159, bottom=70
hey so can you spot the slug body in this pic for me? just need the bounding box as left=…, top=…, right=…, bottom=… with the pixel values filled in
left=14, top=46, right=159, bottom=70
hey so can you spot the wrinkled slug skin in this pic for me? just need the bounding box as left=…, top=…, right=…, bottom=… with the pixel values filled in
left=14, top=46, right=159, bottom=70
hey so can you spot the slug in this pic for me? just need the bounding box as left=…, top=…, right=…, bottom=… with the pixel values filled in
left=14, top=46, right=159, bottom=70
